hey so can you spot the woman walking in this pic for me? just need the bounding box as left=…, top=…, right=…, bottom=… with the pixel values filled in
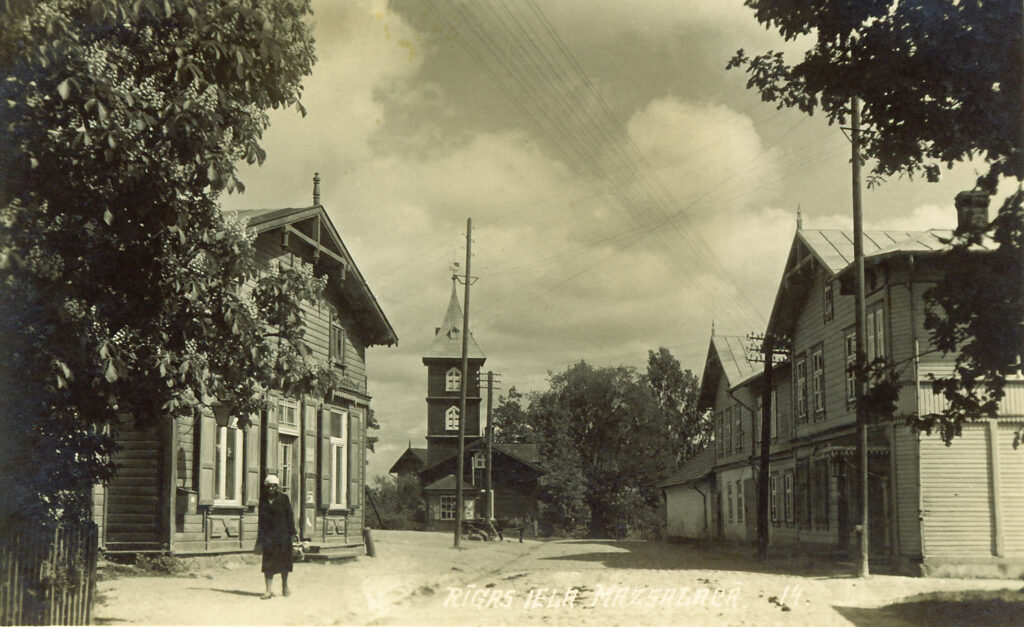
left=257, top=474, right=297, bottom=599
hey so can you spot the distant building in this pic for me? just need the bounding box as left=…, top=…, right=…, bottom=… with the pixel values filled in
left=666, top=204, right=1024, bottom=575
left=92, top=175, right=398, bottom=558
left=390, top=279, right=543, bottom=531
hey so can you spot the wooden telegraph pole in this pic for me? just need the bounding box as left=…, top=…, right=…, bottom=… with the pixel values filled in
left=454, top=218, right=472, bottom=548
left=747, top=333, right=790, bottom=560
left=486, top=371, right=495, bottom=520
left=851, top=97, right=870, bottom=577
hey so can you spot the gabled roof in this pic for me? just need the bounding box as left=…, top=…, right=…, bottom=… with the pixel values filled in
left=420, top=439, right=545, bottom=475
left=697, top=334, right=760, bottom=410
left=660, top=447, right=715, bottom=487
left=229, top=205, right=398, bottom=347
left=388, top=447, right=428, bottom=474
left=766, top=228, right=932, bottom=338
left=425, top=279, right=485, bottom=359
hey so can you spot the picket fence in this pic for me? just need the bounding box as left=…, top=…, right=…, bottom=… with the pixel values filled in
left=0, top=521, right=98, bottom=625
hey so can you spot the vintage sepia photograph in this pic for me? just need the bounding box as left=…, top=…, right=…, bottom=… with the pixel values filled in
left=1, top=0, right=1022, bottom=625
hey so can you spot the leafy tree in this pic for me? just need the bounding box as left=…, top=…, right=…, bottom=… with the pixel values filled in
left=492, top=386, right=536, bottom=444
left=526, top=360, right=679, bottom=537
left=646, top=347, right=708, bottom=462
left=366, top=474, right=425, bottom=530
left=0, top=0, right=327, bottom=525
left=729, top=0, right=1023, bottom=441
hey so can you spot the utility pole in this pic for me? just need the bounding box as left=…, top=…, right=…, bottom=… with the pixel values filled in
left=851, top=96, right=870, bottom=577
left=486, top=370, right=494, bottom=521
left=454, top=218, right=472, bottom=548
left=747, top=333, right=790, bottom=561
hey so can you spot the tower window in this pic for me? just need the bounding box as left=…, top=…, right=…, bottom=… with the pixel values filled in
left=446, top=367, right=461, bottom=392
left=445, top=406, right=460, bottom=431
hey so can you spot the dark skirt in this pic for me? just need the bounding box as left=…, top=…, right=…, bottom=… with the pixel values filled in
left=261, top=542, right=293, bottom=575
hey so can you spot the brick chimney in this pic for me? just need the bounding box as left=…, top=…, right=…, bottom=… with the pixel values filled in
left=312, top=172, right=321, bottom=206
left=954, top=190, right=989, bottom=232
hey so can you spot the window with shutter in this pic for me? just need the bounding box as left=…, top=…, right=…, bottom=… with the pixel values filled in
left=783, top=472, right=794, bottom=523
left=347, top=409, right=362, bottom=509
left=330, top=319, right=346, bottom=367
left=811, top=346, right=825, bottom=417
left=327, top=408, right=348, bottom=509
left=795, top=356, right=808, bottom=422
left=197, top=410, right=216, bottom=505
left=844, top=329, right=857, bottom=403
left=245, top=413, right=260, bottom=506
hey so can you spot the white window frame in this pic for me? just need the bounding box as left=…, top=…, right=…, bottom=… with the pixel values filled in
left=784, top=472, right=794, bottom=523
left=278, top=397, right=299, bottom=434
left=445, top=367, right=461, bottom=392
left=795, top=357, right=807, bottom=420
left=215, top=418, right=244, bottom=506
left=445, top=406, right=460, bottom=431
left=330, top=318, right=346, bottom=367
left=439, top=495, right=456, bottom=520
left=279, top=439, right=293, bottom=499
left=736, top=480, right=744, bottom=523
left=329, top=409, right=348, bottom=509
left=867, top=307, right=885, bottom=363
left=726, top=481, right=734, bottom=523
left=769, top=475, right=778, bottom=522
left=811, top=347, right=824, bottom=415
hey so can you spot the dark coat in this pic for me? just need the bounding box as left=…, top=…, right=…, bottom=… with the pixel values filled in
left=258, top=491, right=296, bottom=574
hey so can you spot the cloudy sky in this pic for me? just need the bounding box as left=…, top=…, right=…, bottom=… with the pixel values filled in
left=221, top=0, right=981, bottom=479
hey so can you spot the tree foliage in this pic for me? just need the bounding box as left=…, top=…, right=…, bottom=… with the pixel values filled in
left=729, top=0, right=1023, bottom=441
left=366, top=474, right=425, bottom=531
left=492, top=386, right=536, bottom=445
left=0, top=0, right=326, bottom=525
left=519, top=351, right=703, bottom=538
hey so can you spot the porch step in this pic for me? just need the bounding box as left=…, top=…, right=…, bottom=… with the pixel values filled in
left=301, top=542, right=364, bottom=562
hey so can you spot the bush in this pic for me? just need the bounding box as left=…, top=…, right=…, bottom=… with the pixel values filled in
left=366, top=474, right=425, bottom=530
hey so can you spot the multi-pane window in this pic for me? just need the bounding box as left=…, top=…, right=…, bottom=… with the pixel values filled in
left=439, top=495, right=456, bottom=520
left=445, top=367, right=461, bottom=392
left=727, top=482, right=734, bottom=523
left=866, top=307, right=885, bottom=363
left=330, top=319, right=346, bottom=366
left=769, top=475, right=779, bottom=522
left=723, top=410, right=732, bottom=457
left=278, top=398, right=298, bottom=431
left=715, top=411, right=723, bottom=458
left=795, top=356, right=807, bottom=421
left=736, top=480, right=744, bottom=523
left=783, top=472, right=794, bottom=523
left=823, top=278, right=834, bottom=323
left=215, top=418, right=244, bottom=505
left=732, top=407, right=742, bottom=454
left=811, top=346, right=825, bottom=416
left=445, top=406, right=460, bottom=431
left=279, top=441, right=293, bottom=498
left=328, top=409, right=348, bottom=508
left=845, top=329, right=857, bottom=403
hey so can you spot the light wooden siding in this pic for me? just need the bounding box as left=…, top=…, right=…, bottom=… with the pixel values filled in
left=919, top=425, right=993, bottom=556
left=792, top=267, right=859, bottom=440
left=892, top=425, right=921, bottom=557
left=254, top=237, right=369, bottom=392
left=999, top=422, right=1024, bottom=556
left=1001, top=379, right=1024, bottom=417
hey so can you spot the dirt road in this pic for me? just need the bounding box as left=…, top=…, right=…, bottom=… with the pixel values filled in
left=94, top=531, right=1024, bottom=625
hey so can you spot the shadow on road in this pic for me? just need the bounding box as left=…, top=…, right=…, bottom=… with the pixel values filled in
left=192, top=587, right=265, bottom=598
left=537, top=538, right=866, bottom=578
left=833, top=589, right=1024, bottom=626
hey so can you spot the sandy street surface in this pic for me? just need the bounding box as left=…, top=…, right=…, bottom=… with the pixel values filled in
left=94, top=530, right=1024, bottom=626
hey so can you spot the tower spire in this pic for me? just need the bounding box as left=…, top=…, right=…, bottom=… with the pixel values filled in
left=797, top=204, right=803, bottom=230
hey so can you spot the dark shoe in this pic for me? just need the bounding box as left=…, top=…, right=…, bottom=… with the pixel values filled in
left=282, top=587, right=291, bottom=597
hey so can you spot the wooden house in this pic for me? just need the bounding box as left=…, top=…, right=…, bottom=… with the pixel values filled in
left=390, top=279, right=543, bottom=531
left=92, top=175, right=398, bottom=557
left=669, top=204, right=1023, bottom=575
